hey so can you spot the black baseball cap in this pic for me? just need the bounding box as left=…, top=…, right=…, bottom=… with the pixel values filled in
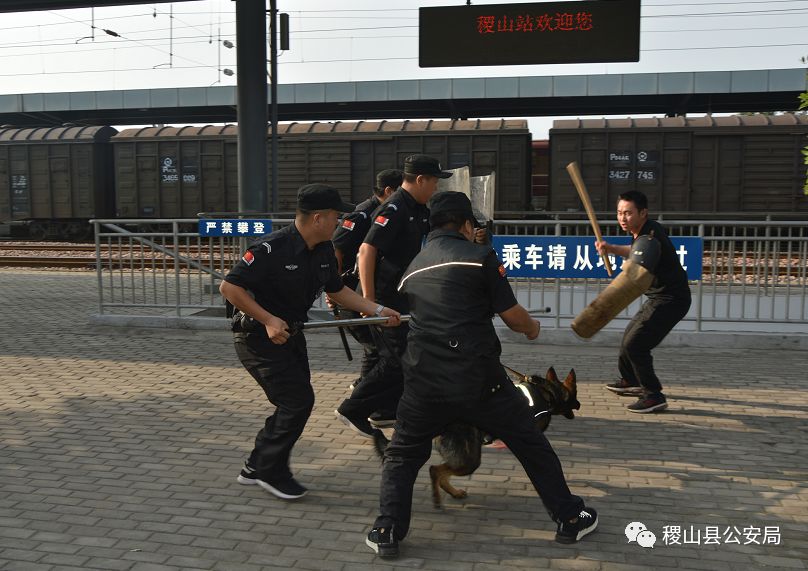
left=428, top=191, right=477, bottom=225
left=376, top=169, right=404, bottom=191
left=297, top=183, right=354, bottom=212
left=403, top=154, right=453, bottom=179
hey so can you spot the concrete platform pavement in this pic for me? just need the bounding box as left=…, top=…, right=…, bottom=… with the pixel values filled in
left=0, top=269, right=806, bottom=571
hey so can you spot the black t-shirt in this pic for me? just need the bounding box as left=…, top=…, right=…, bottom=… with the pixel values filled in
left=398, top=229, right=518, bottom=402
left=636, top=219, right=691, bottom=301
left=224, top=223, right=343, bottom=325
left=363, top=187, right=430, bottom=308
left=331, top=194, right=382, bottom=273
left=363, top=188, right=429, bottom=275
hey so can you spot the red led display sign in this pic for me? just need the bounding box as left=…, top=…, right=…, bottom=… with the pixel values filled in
left=419, top=0, right=640, bottom=68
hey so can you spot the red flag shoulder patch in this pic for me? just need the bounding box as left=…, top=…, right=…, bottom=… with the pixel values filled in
left=341, top=219, right=355, bottom=231
left=242, top=250, right=254, bottom=265
left=498, top=264, right=507, bottom=277
left=374, top=215, right=389, bottom=227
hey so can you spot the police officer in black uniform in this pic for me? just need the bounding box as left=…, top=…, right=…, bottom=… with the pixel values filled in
left=330, top=169, right=403, bottom=388
left=220, top=184, right=400, bottom=500
left=365, top=192, right=598, bottom=559
left=596, top=190, right=691, bottom=413
left=335, top=155, right=450, bottom=437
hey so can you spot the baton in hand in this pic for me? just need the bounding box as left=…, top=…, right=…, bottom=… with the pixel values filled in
left=566, top=161, right=614, bottom=277
left=332, top=307, right=353, bottom=361
left=289, top=314, right=411, bottom=335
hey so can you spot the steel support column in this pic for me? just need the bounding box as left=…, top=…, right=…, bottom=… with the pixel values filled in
left=269, top=0, right=279, bottom=213
left=235, top=0, right=267, bottom=214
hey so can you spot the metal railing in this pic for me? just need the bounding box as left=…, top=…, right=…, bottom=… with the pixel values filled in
left=92, top=218, right=292, bottom=319
left=494, top=219, right=808, bottom=333
left=91, top=218, right=808, bottom=334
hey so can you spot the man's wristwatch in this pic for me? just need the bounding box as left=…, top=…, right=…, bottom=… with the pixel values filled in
left=373, top=304, right=385, bottom=317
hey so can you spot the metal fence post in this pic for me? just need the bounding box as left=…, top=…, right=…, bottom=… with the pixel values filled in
left=89, top=217, right=806, bottom=331
left=94, top=221, right=104, bottom=315
left=174, top=220, right=181, bottom=318
left=696, top=223, right=704, bottom=332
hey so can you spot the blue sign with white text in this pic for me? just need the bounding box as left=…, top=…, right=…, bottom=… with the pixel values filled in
left=491, top=236, right=702, bottom=280
left=198, top=219, right=273, bottom=237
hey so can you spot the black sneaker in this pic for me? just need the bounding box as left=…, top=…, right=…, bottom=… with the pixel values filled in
left=335, top=409, right=376, bottom=439
left=236, top=461, right=258, bottom=485
left=255, top=477, right=307, bottom=500
left=627, top=395, right=668, bottom=413
left=556, top=508, right=598, bottom=544
left=368, top=411, right=396, bottom=429
left=605, top=378, right=644, bottom=396
left=366, top=526, right=399, bottom=559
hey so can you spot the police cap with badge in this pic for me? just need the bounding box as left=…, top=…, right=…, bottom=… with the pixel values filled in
left=429, top=191, right=475, bottom=222
left=403, top=155, right=453, bottom=179
left=429, top=191, right=482, bottom=229
left=297, top=183, right=354, bottom=212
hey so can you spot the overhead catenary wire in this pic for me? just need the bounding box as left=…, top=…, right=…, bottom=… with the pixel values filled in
left=0, top=64, right=225, bottom=78
left=0, top=19, right=236, bottom=48
left=283, top=0, right=808, bottom=9
left=0, top=20, right=806, bottom=54
left=0, top=38, right=218, bottom=59
left=2, top=4, right=806, bottom=43
left=0, top=1, right=804, bottom=83
left=9, top=36, right=806, bottom=75
left=0, top=21, right=806, bottom=51
left=45, top=9, right=212, bottom=69
left=2, top=2, right=808, bottom=35
left=0, top=37, right=804, bottom=65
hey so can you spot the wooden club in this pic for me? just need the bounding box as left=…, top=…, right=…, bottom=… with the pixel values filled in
left=565, top=161, right=614, bottom=277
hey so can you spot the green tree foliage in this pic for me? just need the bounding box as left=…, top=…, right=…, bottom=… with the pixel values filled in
left=802, top=61, right=808, bottom=195
left=801, top=89, right=808, bottom=195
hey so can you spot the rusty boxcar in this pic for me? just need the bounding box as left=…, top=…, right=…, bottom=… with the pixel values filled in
left=111, top=119, right=533, bottom=217
left=0, top=125, right=117, bottom=238
left=548, top=114, right=808, bottom=213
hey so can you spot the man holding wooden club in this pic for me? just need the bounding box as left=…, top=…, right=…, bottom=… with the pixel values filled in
left=594, top=190, right=691, bottom=413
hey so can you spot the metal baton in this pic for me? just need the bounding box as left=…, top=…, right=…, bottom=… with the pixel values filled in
left=528, top=307, right=552, bottom=315
left=332, top=308, right=353, bottom=361
left=296, top=314, right=411, bottom=331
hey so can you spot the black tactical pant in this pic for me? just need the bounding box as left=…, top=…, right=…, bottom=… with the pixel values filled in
left=338, top=322, right=409, bottom=419
left=618, top=295, right=691, bottom=397
left=374, top=380, right=585, bottom=540
left=339, top=307, right=381, bottom=382
left=234, top=332, right=313, bottom=483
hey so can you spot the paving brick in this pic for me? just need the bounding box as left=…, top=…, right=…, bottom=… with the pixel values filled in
left=1, top=269, right=807, bottom=571
left=752, top=555, right=806, bottom=569
left=0, top=563, right=54, bottom=571
left=0, top=548, right=44, bottom=563
left=84, top=557, right=136, bottom=570
left=129, top=564, right=181, bottom=571
left=39, top=553, right=90, bottom=567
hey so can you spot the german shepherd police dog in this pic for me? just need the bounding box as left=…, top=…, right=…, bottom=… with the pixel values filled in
left=372, top=367, right=580, bottom=508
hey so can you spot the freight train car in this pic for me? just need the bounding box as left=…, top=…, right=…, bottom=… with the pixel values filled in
left=530, top=139, right=549, bottom=210
left=112, top=119, right=533, bottom=218
left=0, top=125, right=117, bottom=238
left=548, top=114, right=808, bottom=213
left=3, top=115, right=806, bottom=239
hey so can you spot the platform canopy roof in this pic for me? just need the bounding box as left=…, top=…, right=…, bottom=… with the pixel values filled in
left=0, top=69, right=805, bottom=127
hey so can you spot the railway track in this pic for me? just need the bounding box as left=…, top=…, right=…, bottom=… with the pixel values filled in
left=0, top=243, right=220, bottom=252
left=0, top=255, right=230, bottom=270
left=0, top=256, right=99, bottom=269
left=0, top=244, right=96, bottom=252
left=0, top=242, right=804, bottom=281
left=0, top=242, right=232, bottom=269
